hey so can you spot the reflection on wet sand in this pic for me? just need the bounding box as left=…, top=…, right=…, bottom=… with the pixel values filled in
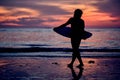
left=68, top=66, right=84, bottom=80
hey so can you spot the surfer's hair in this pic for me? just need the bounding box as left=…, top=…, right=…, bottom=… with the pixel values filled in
left=74, top=9, right=83, bottom=18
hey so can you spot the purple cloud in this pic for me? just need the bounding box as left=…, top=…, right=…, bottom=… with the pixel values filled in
left=0, top=0, right=70, bottom=15
left=0, top=17, right=60, bottom=27
left=92, top=0, right=120, bottom=18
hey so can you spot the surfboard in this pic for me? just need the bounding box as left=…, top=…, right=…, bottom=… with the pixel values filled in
left=53, top=27, right=92, bottom=40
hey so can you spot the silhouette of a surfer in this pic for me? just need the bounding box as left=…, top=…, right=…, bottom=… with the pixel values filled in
left=57, top=9, right=84, bottom=67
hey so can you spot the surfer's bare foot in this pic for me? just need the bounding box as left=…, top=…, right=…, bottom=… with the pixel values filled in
left=67, top=63, right=73, bottom=68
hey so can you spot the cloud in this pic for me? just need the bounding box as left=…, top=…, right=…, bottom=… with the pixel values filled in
left=0, top=0, right=70, bottom=16
left=91, top=0, right=120, bottom=18
left=1, top=0, right=119, bottom=28
left=0, top=0, right=71, bottom=27
left=0, top=17, right=42, bottom=27
left=10, top=11, right=31, bottom=16
left=0, top=16, right=60, bottom=27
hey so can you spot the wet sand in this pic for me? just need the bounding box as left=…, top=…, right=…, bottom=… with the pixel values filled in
left=0, top=57, right=120, bottom=80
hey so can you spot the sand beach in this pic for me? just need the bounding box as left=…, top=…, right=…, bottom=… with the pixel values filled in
left=0, top=56, right=120, bottom=80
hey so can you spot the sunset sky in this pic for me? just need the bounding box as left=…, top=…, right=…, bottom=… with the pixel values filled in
left=0, top=0, right=120, bottom=28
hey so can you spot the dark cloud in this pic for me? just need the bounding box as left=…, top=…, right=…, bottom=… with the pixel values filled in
left=17, top=17, right=44, bottom=26
left=0, top=17, right=60, bottom=27
left=0, top=0, right=70, bottom=15
left=0, top=13, right=5, bottom=16
left=92, top=0, right=120, bottom=18
left=0, top=17, right=43, bottom=27
left=11, top=11, right=32, bottom=16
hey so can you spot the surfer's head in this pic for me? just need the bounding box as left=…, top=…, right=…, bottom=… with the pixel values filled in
left=74, top=9, right=83, bottom=18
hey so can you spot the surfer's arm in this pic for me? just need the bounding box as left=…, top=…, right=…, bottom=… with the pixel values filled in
left=81, top=19, right=85, bottom=31
left=58, top=18, right=72, bottom=28
left=83, top=20, right=85, bottom=30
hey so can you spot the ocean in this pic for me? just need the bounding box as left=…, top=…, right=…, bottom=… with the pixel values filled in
left=0, top=28, right=120, bottom=57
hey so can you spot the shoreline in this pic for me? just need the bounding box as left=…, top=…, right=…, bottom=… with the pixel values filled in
left=0, top=47, right=120, bottom=58
left=0, top=47, right=120, bottom=53
left=0, top=54, right=120, bottom=58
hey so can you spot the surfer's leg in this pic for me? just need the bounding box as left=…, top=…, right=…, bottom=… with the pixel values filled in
left=68, top=38, right=77, bottom=67
left=74, top=46, right=83, bottom=66
left=76, top=52, right=84, bottom=67
left=76, top=40, right=84, bottom=67
left=68, top=53, right=76, bottom=67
